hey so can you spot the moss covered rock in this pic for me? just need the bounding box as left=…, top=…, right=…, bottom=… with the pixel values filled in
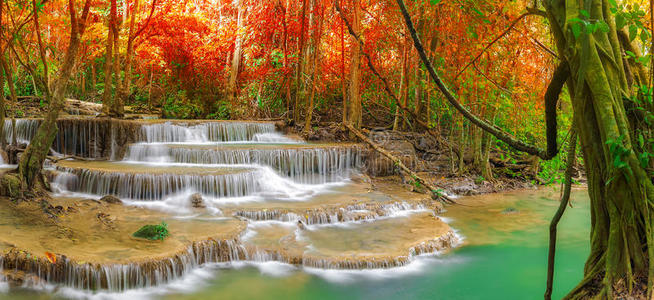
left=132, top=222, right=170, bottom=241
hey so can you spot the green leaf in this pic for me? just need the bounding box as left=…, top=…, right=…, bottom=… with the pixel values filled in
left=626, top=50, right=636, bottom=58
left=580, top=9, right=590, bottom=18
left=640, top=29, right=650, bottom=44
left=608, top=0, right=617, bottom=8
left=430, top=0, right=441, bottom=5
left=629, top=24, right=638, bottom=41
left=616, top=14, right=626, bottom=29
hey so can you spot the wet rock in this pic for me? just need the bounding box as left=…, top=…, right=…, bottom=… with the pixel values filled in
left=0, top=149, right=8, bottom=164
left=97, top=212, right=116, bottom=229
left=297, top=220, right=307, bottom=230
left=501, top=207, right=519, bottom=214
left=451, top=179, right=479, bottom=196
left=2, top=270, right=43, bottom=288
left=190, top=193, right=205, bottom=208
left=100, top=195, right=122, bottom=204
left=350, top=173, right=372, bottom=184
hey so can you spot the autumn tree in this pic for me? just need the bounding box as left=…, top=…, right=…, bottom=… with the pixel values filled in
left=8, top=0, right=93, bottom=191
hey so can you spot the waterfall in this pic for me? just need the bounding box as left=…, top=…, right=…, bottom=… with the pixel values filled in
left=138, top=122, right=276, bottom=143
left=54, top=166, right=263, bottom=200
left=0, top=239, right=248, bottom=291
left=251, top=132, right=302, bottom=143
left=234, top=202, right=427, bottom=225
left=124, top=144, right=363, bottom=183
left=3, top=119, right=40, bottom=144
left=3, top=119, right=104, bottom=157
left=0, top=229, right=460, bottom=292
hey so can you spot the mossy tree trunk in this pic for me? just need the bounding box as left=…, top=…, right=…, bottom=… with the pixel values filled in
left=15, top=0, right=91, bottom=191
left=544, top=0, right=654, bottom=297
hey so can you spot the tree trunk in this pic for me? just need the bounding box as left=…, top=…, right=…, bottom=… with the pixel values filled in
left=294, top=0, right=308, bottom=124
left=101, top=12, right=115, bottom=115
left=0, top=60, right=5, bottom=148
left=120, top=0, right=140, bottom=109
left=543, top=1, right=654, bottom=297
left=393, top=39, right=407, bottom=131
left=0, top=56, right=18, bottom=146
left=340, top=18, right=347, bottom=124
left=304, top=0, right=323, bottom=133
left=17, top=0, right=91, bottom=190
left=282, top=0, right=291, bottom=115
left=227, top=0, right=244, bottom=105
left=110, top=0, right=123, bottom=117
left=346, top=0, right=361, bottom=130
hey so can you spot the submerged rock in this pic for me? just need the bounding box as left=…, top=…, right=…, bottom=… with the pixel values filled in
left=190, top=193, right=205, bottom=208
left=100, top=195, right=122, bottom=204
left=501, top=207, right=519, bottom=214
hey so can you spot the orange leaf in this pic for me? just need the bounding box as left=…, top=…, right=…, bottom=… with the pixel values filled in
left=45, top=252, right=56, bottom=264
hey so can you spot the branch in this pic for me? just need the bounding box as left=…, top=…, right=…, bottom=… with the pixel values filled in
left=454, top=11, right=539, bottom=81
left=396, top=0, right=559, bottom=160
left=544, top=61, right=569, bottom=159
left=472, top=61, right=512, bottom=94
left=130, top=0, right=157, bottom=43
left=545, top=127, right=577, bottom=300
left=32, top=0, right=49, bottom=89
left=344, top=123, right=455, bottom=204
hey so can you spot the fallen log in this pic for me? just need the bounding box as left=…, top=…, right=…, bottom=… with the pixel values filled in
left=344, top=123, right=455, bottom=204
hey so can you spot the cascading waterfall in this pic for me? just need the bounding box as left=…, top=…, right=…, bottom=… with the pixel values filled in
left=124, top=144, right=363, bottom=183
left=3, top=119, right=40, bottom=144
left=234, top=202, right=428, bottom=225
left=251, top=132, right=302, bottom=143
left=0, top=229, right=460, bottom=292
left=0, top=239, right=248, bottom=291
left=139, top=122, right=276, bottom=143
left=1, top=119, right=282, bottom=158
left=53, top=166, right=263, bottom=200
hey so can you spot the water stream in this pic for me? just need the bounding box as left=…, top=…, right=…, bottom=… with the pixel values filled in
left=0, top=119, right=590, bottom=299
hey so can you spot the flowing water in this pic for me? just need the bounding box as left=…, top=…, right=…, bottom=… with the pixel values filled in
left=0, top=119, right=590, bottom=299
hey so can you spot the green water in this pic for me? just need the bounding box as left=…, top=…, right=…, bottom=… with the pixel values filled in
left=1, top=188, right=590, bottom=299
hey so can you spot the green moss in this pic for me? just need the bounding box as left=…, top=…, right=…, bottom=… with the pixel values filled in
left=0, top=173, right=22, bottom=198
left=132, top=222, right=170, bottom=241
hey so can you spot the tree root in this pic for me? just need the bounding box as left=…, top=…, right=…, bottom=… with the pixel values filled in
left=545, top=128, right=577, bottom=300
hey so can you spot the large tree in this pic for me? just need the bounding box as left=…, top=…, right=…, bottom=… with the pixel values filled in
left=396, top=0, right=654, bottom=297
left=11, top=0, right=92, bottom=192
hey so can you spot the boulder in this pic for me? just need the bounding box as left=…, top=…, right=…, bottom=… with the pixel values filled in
left=100, top=195, right=122, bottom=204
left=190, top=193, right=205, bottom=208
